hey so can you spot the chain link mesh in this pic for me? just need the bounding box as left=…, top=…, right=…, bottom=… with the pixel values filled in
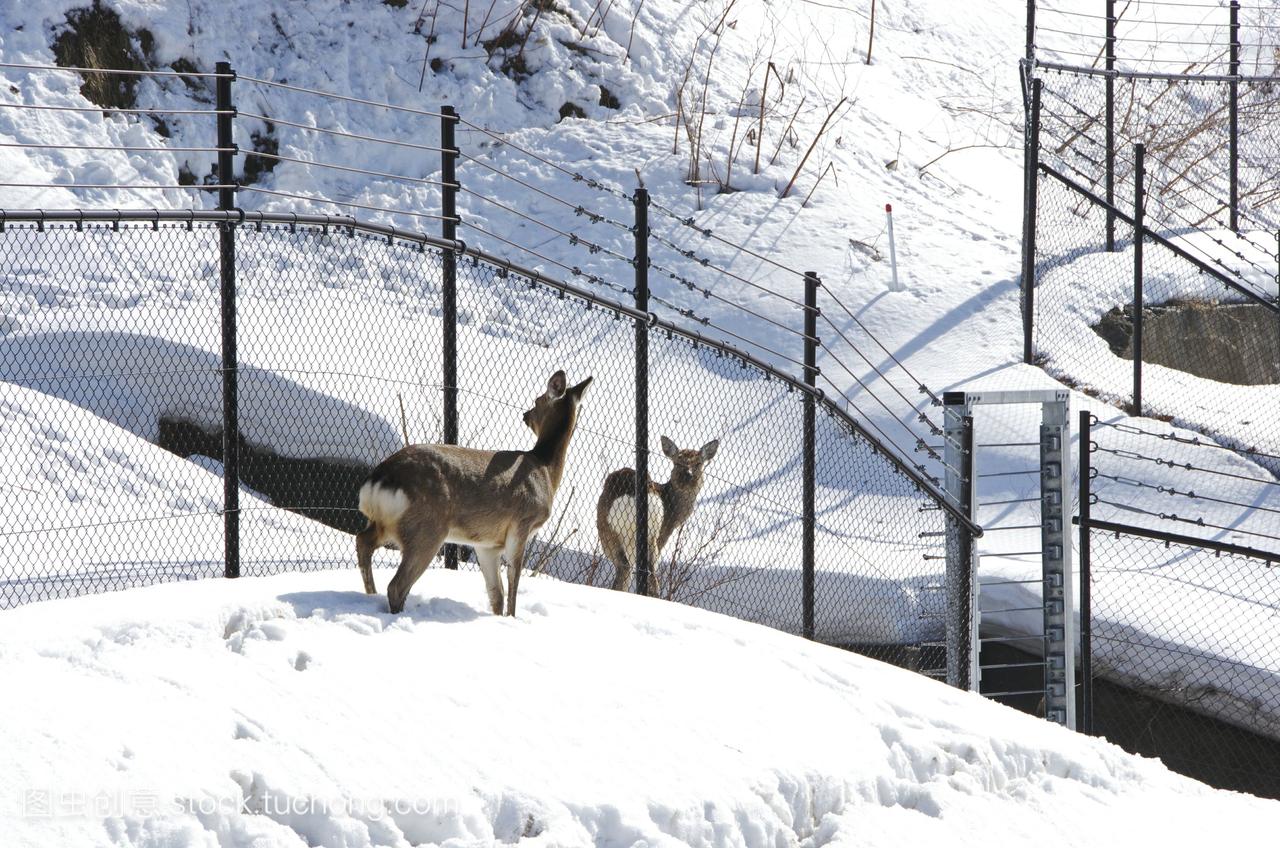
left=0, top=217, right=962, bottom=678
left=1086, top=528, right=1280, bottom=798
left=1085, top=416, right=1280, bottom=798
left=1031, top=65, right=1280, bottom=456
left=1039, top=67, right=1280, bottom=237
left=1, top=223, right=226, bottom=605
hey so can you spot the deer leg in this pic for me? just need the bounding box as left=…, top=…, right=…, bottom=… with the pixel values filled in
left=644, top=554, right=660, bottom=598
left=503, top=531, right=530, bottom=617
left=474, top=545, right=505, bottom=615
left=601, top=526, right=632, bottom=592
left=356, top=523, right=380, bottom=595
left=386, top=523, right=449, bottom=614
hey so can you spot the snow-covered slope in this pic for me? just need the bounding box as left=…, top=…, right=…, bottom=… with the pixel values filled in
left=1, top=569, right=1276, bottom=847
left=2, top=0, right=1278, bottom=766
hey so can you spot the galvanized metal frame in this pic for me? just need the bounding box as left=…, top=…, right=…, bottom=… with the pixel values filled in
left=945, top=389, right=1076, bottom=729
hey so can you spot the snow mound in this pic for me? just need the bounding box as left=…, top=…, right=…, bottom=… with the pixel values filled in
left=0, top=569, right=1275, bottom=847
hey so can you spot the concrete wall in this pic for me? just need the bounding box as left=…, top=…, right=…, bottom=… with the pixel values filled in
left=1094, top=301, right=1280, bottom=385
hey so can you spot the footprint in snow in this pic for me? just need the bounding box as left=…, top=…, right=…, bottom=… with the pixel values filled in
left=234, top=719, right=265, bottom=741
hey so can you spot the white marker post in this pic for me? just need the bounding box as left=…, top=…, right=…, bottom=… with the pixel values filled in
left=885, top=203, right=903, bottom=291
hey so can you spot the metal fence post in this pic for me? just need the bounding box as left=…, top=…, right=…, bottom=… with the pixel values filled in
left=803, top=272, right=820, bottom=640
left=441, top=105, right=460, bottom=570
left=215, top=60, right=240, bottom=580
left=1105, top=0, right=1116, bottom=251
left=1078, top=409, right=1093, bottom=735
left=943, top=393, right=976, bottom=691
left=1021, top=78, right=1042, bottom=364
left=633, top=187, right=651, bottom=596
left=1133, top=142, right=1145, bottom=416
left=1228, top=0, right=1240, bottom=233
left=1025, top=0, right=1036, bottom=65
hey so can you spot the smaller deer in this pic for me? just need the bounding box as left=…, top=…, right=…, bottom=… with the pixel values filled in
left=357, top=369, right=592, bottom=616
left=597, top=436, right=719, bottom=595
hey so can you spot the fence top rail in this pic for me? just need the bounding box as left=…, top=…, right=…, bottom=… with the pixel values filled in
left=1037, top=163, right=1280, bottom=314
left=1077, top=516, right=1280, bottom=563
left=1032, top=58, right=1280, bottom=85
left=0, top=205, right=982, bottom=537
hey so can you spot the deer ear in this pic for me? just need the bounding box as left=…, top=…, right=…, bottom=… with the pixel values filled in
left=570, top=376, right=593, bottom=400
left=660, top=436, right=678, bottom=458
left=547, top=370, right=567, bottom=398
left=700, top=439, right=720, bottom=461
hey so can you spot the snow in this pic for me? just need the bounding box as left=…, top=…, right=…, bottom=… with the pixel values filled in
left=1, top=0, right=1279, bottom=811
left=1, top=568, right=1277, bottom=847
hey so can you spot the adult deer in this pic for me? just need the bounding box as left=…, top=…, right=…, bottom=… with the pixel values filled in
left=597, top=436, right=719, bottom=595
left=356, top=369, right=592, bottom=616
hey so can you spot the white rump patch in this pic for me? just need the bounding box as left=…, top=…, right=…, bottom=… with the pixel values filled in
left=358, top=481, right=410, bottom=528
left=608, top=493, right=664, bottom=566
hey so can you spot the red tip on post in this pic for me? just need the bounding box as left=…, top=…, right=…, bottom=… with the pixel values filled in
left=885, top=203, right=893, bottom=213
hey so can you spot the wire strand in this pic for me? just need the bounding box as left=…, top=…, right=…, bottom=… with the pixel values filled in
left=1094, top=498, right=1280, bottom=546
left=817, top=371, right=943, bottom=486
left=239, top=185, right=454, bottom=223
left=0, top=102, right=229, bottom=115
left=820, top=341, right=942, bottom=457
left=460, top=218, right=632, bottom=296
left=1095, top=446, right=1280, bottom=489
left=649, top=293, right=808, bottom=369
left=238, top=149, right=450, bottom=189
left=458, top=152, right=631, bottom=232
left=0, top=182, right=234, bottom=190
left=238, top=112, right=448, bottom=153
left=0, top=142, right=232, bottom=154
left=237, top=75, right=451, bottom=120
left=1097, top=421, right=1280, bottom=463
left=459, top=187, right=634, bottom=265
left=648, top=198, right=809, bottom=280
left=647, top=259, right=811, bottom=341
left=455, top=117, right=633, bottom=203
left=820, top=288, right=940, bottom=406
left=647, top=228, right=808, bottom=308
left=1095, top=471, right=1280, bottom=518
left=819, top=313, right=943, bottom=433
left=0, top=61, right=231, bottom=79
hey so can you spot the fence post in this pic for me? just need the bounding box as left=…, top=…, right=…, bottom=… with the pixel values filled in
left=1078, top=409, right=1093, bottom=735
left=215, top=60, right=240, bottom=580
left=633, top=187, right=652, bottom=596
left=943, top=393, right=976, bottom=691
left=1025, top=0, right=1035, bottom=64
left=441, top=105, right=460, bottom=570
left=1228, top=0, right=1240, bottom=233
left=1021, top=78, right=1042, bottom=365
left=1105, top=0, right=1116, bottom=251
left=1132, top=142, right=1145, bottom=417
left=802, top=272, right=820, bottom=640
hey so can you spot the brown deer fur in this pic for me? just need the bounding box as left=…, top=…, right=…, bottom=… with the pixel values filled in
left=597, top=436, right=719, bottom=595
left=357, top=370, right=592, bottom=616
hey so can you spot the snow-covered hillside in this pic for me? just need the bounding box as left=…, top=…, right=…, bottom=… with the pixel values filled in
left=1, top=569, right=1276, bottom=848
left=2, top=0, right=1279, bottom=804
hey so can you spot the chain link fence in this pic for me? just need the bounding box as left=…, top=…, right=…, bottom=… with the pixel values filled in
left=1081, top=415, right=1280, bottom=798
left=1083, top=527, right=1280, bottom=798
left=1037, top=65, right=1280, bottom=237
left=0, top=213, right=968, bottom=676
left=1028, top=63, right=1280, bottom=458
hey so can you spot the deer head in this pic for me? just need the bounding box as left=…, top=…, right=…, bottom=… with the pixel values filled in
left=357, top=368, right=593, bottom=617
left=660, top=436, right=719, bottom=491
left=523, top=370, right=592, bottom=443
